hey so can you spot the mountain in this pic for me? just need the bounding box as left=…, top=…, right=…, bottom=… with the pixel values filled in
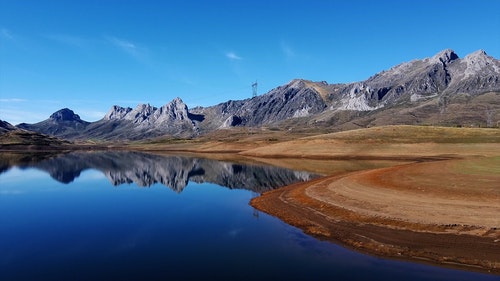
left=193, top=49, right=499, bottom=130
left=15, top=49, right=500, bottom=140
left=192, top=79, right=328, bottom=131
left=17, top=108, right=90, bottom=138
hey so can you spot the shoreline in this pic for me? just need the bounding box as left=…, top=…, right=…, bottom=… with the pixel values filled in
left=250, top=157, right=500, bottom=274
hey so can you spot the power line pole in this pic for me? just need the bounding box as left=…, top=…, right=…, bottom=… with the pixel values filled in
left=252, top=80, right=258, bottom=98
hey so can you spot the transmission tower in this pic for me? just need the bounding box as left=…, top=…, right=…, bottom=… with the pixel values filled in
left=252, top=80, right=258, bottom=97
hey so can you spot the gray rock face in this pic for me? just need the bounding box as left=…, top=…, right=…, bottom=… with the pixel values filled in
left=104, top=98, right=191, bottom=127
left=445, top=50, right=500, bottom=95
left=221, top=115, right=243, bottom=128
left=193, top=79, right=327, bottom=128
left=104, top=105, right=132, bottom=120
left=240, top=79, right=327, bottom=126
left=328, top=49, right=500, bottom=111
left=50, top=108, right=83, bottom=122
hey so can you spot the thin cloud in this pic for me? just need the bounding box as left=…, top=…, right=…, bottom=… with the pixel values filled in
left=0, top=28, right=13, bottom=40
left=0, top=28, right=30, bottom=50
left=281, top=42, right=295, bottom=58
left=108, top=36, right=137, bottom=51
left=106, top=36, right=150, bottom=63
left=226, top=52, right=242, bottom=60
left=0, top=108, right=47, bottom=125
left=0, top=98, right=27, bottom=102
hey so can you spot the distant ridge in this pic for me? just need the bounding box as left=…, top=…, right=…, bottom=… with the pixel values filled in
left=0, top=119, right=72, bottom=149
left=17, top=108, right=89, bottom=139
left=12, top=49, right=500, bottom=140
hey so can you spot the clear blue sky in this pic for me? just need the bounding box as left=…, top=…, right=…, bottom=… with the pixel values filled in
left=1, top=0, right=499, bottom=125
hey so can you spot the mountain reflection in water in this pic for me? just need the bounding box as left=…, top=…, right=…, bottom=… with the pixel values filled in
left=0, top=151, right=317, bottom=193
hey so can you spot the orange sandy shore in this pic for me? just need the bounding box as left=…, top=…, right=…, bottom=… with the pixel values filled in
left=251, top=157, right=500, bottom=274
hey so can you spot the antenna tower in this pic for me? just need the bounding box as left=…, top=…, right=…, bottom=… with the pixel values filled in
left=252, top=80, right=258, bottom=97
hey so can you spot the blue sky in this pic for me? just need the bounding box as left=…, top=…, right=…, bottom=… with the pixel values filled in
left=1, top=0, right=499, bottom=125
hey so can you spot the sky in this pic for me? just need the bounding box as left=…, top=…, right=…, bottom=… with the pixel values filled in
left=1, top=0, right=499, bottom=125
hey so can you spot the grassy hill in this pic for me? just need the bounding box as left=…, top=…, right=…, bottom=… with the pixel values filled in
left=0, top=130, right=72, bottom=150
left=239, top=125, right=500, bottom=159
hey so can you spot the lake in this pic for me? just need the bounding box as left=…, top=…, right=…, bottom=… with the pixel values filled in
left=0, top=151, right=497, bottom=281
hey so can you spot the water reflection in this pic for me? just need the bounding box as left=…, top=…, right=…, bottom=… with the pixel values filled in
left=0, top=151, right=317, bottom=193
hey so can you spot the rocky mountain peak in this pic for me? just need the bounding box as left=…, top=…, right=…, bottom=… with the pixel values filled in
left=124, top=104, right=157, bottom=122
left=463, top=49, right=493, bottom=66
left=50, top=108, right=82, bottom=122
left=135, top=103, right=156, bottom=114
left=154, top=97, right=190, bottom=122
left=288, top=79, right=308, bottom=89
left=430, top=49, right=459, bottom=64
left=104, top=105, right=133, bottom=120
left=466, top=49, right=487, bottom=57
left=171, top=97, right=184, bottom=105
left=450, top=49, right=500, bottom=92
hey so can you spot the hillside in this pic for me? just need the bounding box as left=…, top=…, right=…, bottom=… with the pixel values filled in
left=0, top=129, right=72, bottom=150
left=240, top=125, right=500, bottom=160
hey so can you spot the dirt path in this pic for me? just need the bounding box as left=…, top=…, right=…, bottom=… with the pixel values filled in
left=251, top=157, right=500, bottom=274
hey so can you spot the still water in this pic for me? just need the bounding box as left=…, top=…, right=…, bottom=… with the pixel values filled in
left=0, top=151, right=497, bottom=281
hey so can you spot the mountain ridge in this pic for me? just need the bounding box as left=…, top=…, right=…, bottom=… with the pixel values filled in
left=9, top=49, right=500, bottom=140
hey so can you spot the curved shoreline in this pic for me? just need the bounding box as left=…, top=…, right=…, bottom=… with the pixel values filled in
left=250, top=157, right=500, bottom=274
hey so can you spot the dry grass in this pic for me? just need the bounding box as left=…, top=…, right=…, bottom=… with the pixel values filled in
left=240, top=125, right=500, bottom=159
left=299, top=125, right=500, bottom=143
